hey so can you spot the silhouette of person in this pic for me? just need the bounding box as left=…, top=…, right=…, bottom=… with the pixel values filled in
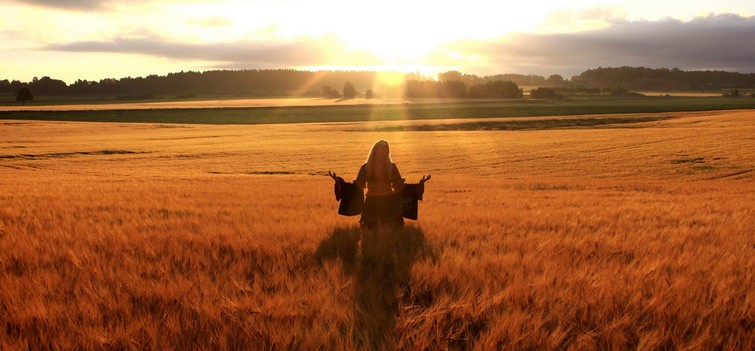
left=355, top=140, right=405, bottom=228
left=329, top=140, right=430, bottom=229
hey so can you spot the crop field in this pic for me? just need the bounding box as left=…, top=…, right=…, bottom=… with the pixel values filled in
left=2, top=96, right=755, bottom=125
left=0, top=97, right=403, bottom=111
left=0, top=109, right=753, bottom=349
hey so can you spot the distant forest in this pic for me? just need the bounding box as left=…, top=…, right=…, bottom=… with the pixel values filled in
left=2, top=67, right=754, bottom=100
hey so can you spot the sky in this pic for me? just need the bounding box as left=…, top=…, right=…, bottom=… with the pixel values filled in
left=1, top=0, right=754, bottom=83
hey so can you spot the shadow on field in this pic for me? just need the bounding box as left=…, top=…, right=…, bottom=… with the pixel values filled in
left=315, top=225, right=434, bottom=350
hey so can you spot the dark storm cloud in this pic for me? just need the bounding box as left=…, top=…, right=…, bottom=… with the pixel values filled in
left=45, top=36, right=382, bottom=67
left=440, top=14, right=755, bottom=76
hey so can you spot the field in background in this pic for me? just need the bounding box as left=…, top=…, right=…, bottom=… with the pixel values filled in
left=639, top=91, right=724, bottom=97
left=0, top=97, right=404, bottom=111
left=2, top=96, right=755, bottom=125
left=1, top=110, right=753, bottom=349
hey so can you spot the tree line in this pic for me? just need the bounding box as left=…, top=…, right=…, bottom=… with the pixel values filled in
left=570, top=67, right=755, bottom=91
left=404, top=79, right=524, bottom=98
left=0, top=70, right=381, bottom=99
left=2, top=67, right=754, bottom=102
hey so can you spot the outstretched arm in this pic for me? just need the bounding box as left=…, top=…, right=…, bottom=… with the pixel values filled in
left=328, top=171, right=339, bottom=182
left=328, top=171, right=346, bottom=201
left=328, top=171, right=347, bottom=185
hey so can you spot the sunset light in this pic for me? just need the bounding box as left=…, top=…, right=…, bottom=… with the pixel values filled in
left=1, top=0, right=753, bottom=82
left=2, top=0, right=755, bottom=349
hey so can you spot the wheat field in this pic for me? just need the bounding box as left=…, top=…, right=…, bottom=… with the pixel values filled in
left=0, top=97, right=400, bottom=112
left=1, top=110, right=753, bottom=350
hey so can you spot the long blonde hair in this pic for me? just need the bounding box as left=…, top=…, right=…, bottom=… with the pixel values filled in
left=364, top=139, right=393, bottom=177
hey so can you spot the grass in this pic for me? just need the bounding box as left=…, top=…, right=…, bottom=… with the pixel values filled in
left=0, top=110, right=753, bottom=349
left=1, top=96, right=755, bottom=125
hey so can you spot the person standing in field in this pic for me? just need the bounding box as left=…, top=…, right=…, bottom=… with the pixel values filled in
left=355, top=139, right=406, bottom=228
left=329, top=139, right=430, bottom=228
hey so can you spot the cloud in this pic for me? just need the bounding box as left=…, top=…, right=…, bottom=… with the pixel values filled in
left=436, top=14, right=755, bottom=76
left=40, top=13, right=755, bottom=76
left=0, top=28, right=27, bottom=41
left=45, top=35, right=383, bottom=67
left=10, top=0, right=222, bottom=11
left=15, top=0, right=108, bottom=10
left=539, top=6, right=627, bottom=33
left=186, top=17, right=234, bottom=27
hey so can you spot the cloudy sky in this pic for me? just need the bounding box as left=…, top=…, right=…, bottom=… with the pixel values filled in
left=2, top=0, right=754, bottom=83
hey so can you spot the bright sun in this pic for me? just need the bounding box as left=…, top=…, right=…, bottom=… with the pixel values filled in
left=339, top=30, right=440, bottom=62
left=162, top=0, right=539, bottom=77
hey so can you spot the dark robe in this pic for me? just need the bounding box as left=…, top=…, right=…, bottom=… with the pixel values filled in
left=333, top=171, right=427, bottom=221
left=400, top=183, right=425, bottom=220
left=333, top=177, right=364, bottom=216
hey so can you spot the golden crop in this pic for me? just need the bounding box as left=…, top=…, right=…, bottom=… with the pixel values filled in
left=1, top=110, right=753, bottom=350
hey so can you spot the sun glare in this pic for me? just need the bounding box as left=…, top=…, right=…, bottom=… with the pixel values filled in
left=339, top=31, right=439, bottom=62
left=150, top=0, right=543, bottom=74
left=296, top=65, right=448, bottom=83
left=376, top=71, right=406, bottom=87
